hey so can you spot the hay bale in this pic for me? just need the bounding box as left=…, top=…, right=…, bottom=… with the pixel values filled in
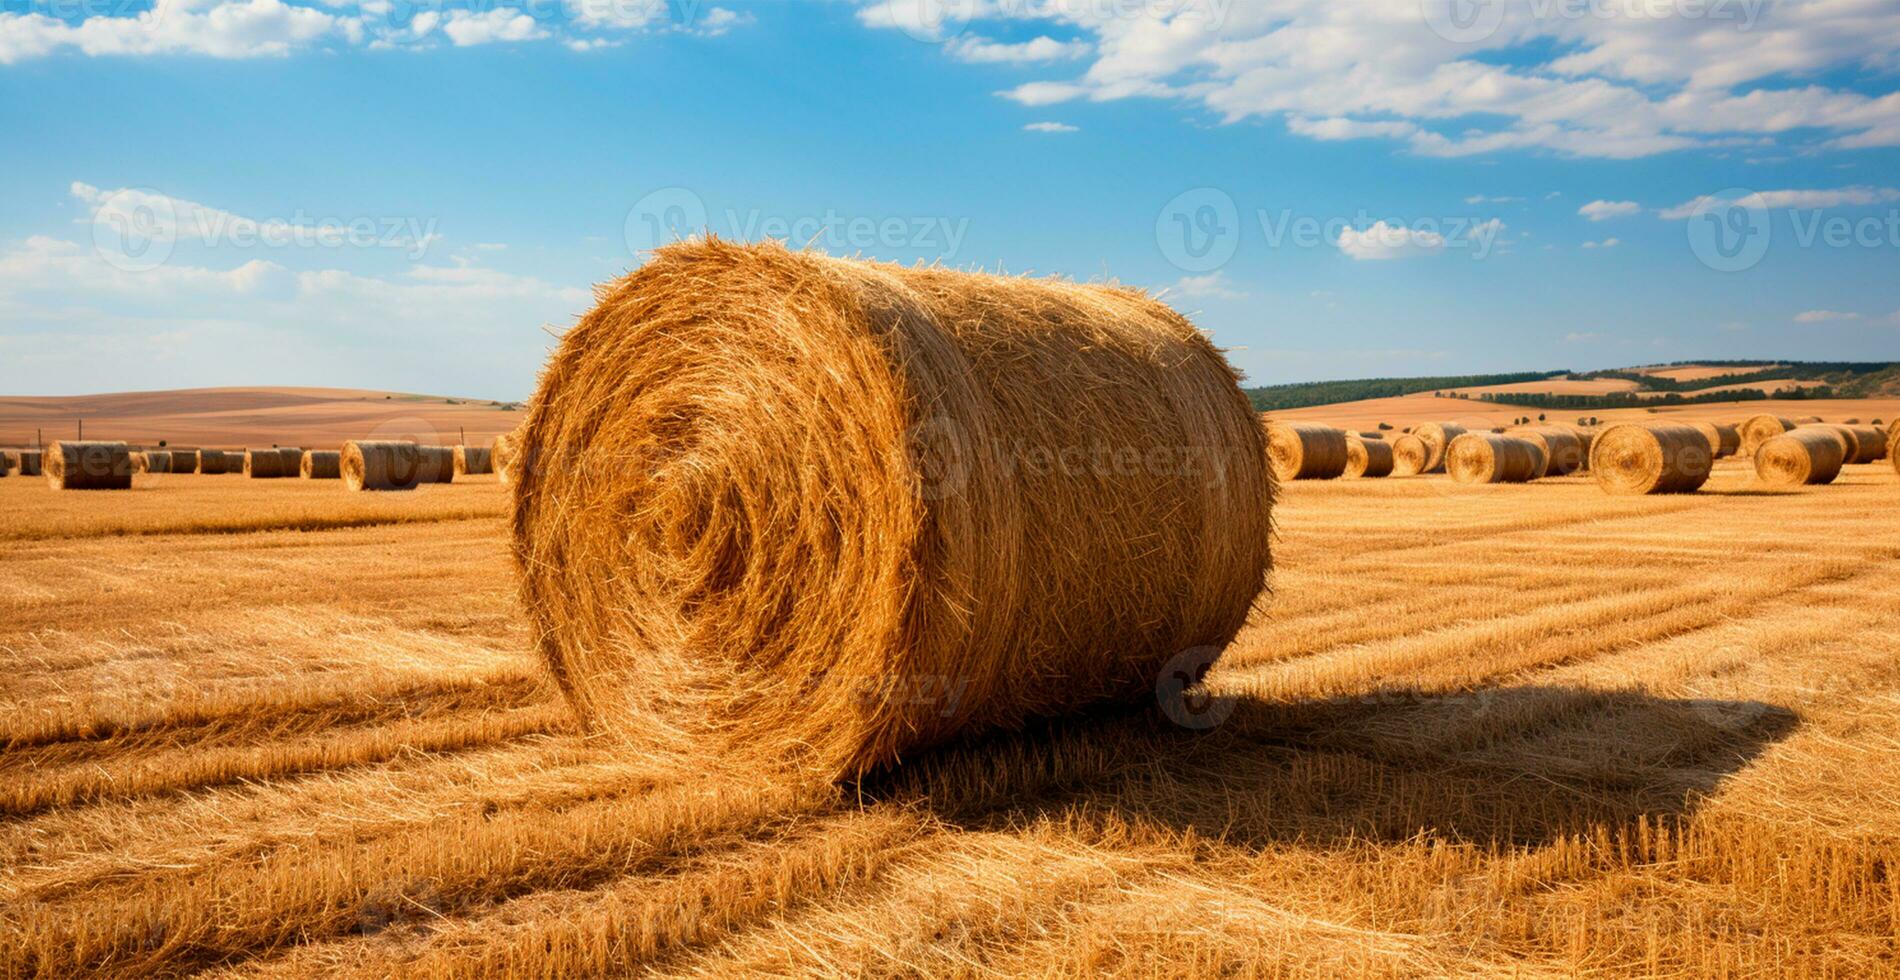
left=342, top=440, right=427, bottom=491
left=511, top=238, right=1274, bottom=778
left=1446, top=433, right=1545, bottom=484
left=1344, top=436, right=1393, bottom=478
left=300, top=449, right=342, bottom=479
left=197, top=449, right=228, bottom=475
left=134, top=450, right=172, bottom=474
left=1797, top=424, right=1857, bottom=463
left=1738, top=414, right=1795, bottom=457
left=1571, top=427, right=1596, bottom=470
left=276, top=448, right=304, bottom=474
left=493, top=427, right=522, bottom=486
left=1795, top=415, right=1823, bottom=424
left=418, top=446, right=456, bottom=483
left=1391, top=434, right=1439, bottom=475
left=243, top=449, right=286, bottom=479
left=1841, top=425, right=1888, bottom=464
left=1263, top=420, right=1348, bottom=481
left=171, top=449, right=199, bottom=474
left=0, top=452, right=11, bottom=477
left=1509, top=426, right=1584, bottom=476
left=1690, top=421, right=1741, bottom=458
left=453, top=444, right=493, bottom=476
left=1757, top=429, right=1846, bottom=486
left=1354, top=431, right=1384, bottom=440
left=1413, top=422, right=1468, bottom=471
left=45, top=441, right=132, bottom=490
left=1590, top=423, right=1712, bottom=495
left=17, top=451, right=41, bottom=477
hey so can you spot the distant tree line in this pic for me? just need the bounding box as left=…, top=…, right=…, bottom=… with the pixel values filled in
left=1245, top=371, right=1567, bottom=412
left=1476, top=386, right=1836, bottom=411
left=1575, top=362, right=1895, bottom=393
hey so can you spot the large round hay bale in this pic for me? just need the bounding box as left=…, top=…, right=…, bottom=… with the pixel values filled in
left=197, top=449, right=228, bottom=475
left=1391, top=434, right=1438, bottom=475
left=1797, top=424, right=1857, bottom=464
left=1413, top=422, right=1468, bottom=470
left=418, top=446, right=455, bottom=483
left=453, top=444, right=493, bottom=476
left=342, top=440, right=426, bottom=491
left=1509, top=426, right=1584, bottom=476
left=45, top=441, right=132, bottom=490
left=1262, top=420, right=1347, bottom=481
left=276, top=448, right=304, bottom=474
left=1756, top=428, right=1846, bottom=487
left=511, top=239, right=1274, bottom=778
left=1738, top=414, right=1795, bottom=457
left=1690, top=421, right=1741, bottom=459
left=134, top=450, right=172, bottom=474
left=1840, top=425, right=1887, bottom=464
left=1344, top=436, right=1393, bottom=478
left=300, top=449, right=342, bottom=479
left=1571, top=427, right=1596, bottom=469
left=1590, top=423, right=1712, bottom=495
left=17, top=450, right=41, bottom=477
left=1446, top=433, right=1545, bottom=484
left=243, top=449, right=285, bottom=479
left=170, top=448, right=199, bottom=474
left=493, top=427, right=522, bottom=486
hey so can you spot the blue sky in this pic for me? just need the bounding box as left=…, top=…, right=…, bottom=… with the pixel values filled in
left=3, top=0, right=1898, bottom=398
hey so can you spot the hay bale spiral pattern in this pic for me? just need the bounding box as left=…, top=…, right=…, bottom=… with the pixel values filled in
left=45, top=441, right=132, bottom=490
left=1262, top=421, right=1348, bottom=481
left=1756, top=429, right=1846, bottom=487
left=1590, top=423, right=1712, bottom=495
left=1446, top=433, right=1545, bottom=484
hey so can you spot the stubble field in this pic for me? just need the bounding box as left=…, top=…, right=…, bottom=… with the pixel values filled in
left=2, top=458, right=1898, bottom=976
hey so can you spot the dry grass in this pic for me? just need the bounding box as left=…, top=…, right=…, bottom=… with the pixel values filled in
left=3, top=453, right=1900, bottom=976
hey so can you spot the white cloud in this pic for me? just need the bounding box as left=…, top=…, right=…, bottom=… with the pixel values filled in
left=1464, top=195, right=1523, bottom=205
left=1659, top=186, right=1900, bottom=219
left=864, top=1, right=1900, bottom=159
left=71, top=182, right=441, bottom=259
left=0, top=0, right=340, bottom=62
left=1022, top=121, right=1079, bottom=133
left=1564, top=331, right=1602, bottom=343
left=1580, top=237, right=1620, bottom=249
left=950, top=34, right=1089, bottom=63
left=441, top=8, right=546, bottom=46
left=1167, top=271, right=1245, bottom=300
left=1579, top=199, right=1641, bottom=221
left=1793, top=309, right=1860, bottom=324
left=1336, top=221, right=1446, bottom=261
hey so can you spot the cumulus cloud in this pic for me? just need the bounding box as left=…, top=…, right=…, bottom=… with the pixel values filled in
left=1022, top=121, right=1078, bottom=133
left=1580, top=238, right=1620, bottom=249
left=441, top=8, right=546, bottom=46
left=859, top=0, right=1900, bottom=159
left=1793, top=309, right=1860, bottom=323
left=1336, top=221, right=1446, bottom=261
left=949, top=35, right=1089, bottom=63
left=1659, top=186, right=1900, bottom=219
left=1579, top=200, right=1641, bottom=221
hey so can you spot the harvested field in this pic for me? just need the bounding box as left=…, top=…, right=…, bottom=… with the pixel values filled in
left=4, top=454, right=1899, bottom=976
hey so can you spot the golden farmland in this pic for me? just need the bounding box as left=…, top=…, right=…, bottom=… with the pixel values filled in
left=3, top=447, right=1898, bottom=976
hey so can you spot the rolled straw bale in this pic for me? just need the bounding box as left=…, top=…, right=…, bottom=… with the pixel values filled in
left=1843, top=417, right=1861, bottom=424
left=1796, top=424, right=1856, bottom=463
left=1841, top=425, right=1887, bottom=464
left=1446, top=433, right=1545, bottom=484
left=1738, top=414, right=1795, bottom=456
left=493, top=427, right=521, bottom=486
left=1391, top=434, right=1438, bottom=475
left=197, top=449, right=228, bottom=475
left=276, top=448, right=304, bottom=474
left=243, top=449, right=286, bottom=479
left=17, top=451, right=41, bottom=477
left=1344, top=437, right=1393, bottom=478
left=171, top=448, right=199, bottom=474
left=134, top=450, right=172, bottom=474
left=1756, top=428, right=1846, bottom=487
left=511, top=238, right=1274, bottom=778
left=1571, top=427, right=1595, bottom=470
left=300, top=450, right=342, bottom=479
left=1509, top=426, right=1584, bottom=476
left=1355, top=431, right=1384, bottom=440
left=1263, top=421, right=1348, bottom=481
left=453, top=444, right=493, bottom=476
left=1590, top=424, right=1712, bottom=495
left=1796, top=416, right=1823, bottom=424
left=1690, top=421, right=1741, bottom=459
left=342, top=440, right=426, bottom=491
left=0, top=452, right=11, bottom=477
left=44, top=441, right=132, bottom=490
left=1413, top=422, right=1467, bottom=471
left=418, top=445, right=456, bottom=483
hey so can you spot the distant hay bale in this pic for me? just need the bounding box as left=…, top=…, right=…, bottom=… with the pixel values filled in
left=1571, top=427, right=1596, bottom=469
left=1413, top=422, right=1468, bottom=471
left=1344, top=436, right=1393, bottom=478
left=1738, top=414, right=1795, bottom=457
left=510, top=238, right=1274, bottom=778
left=17, top=451, right=41, bottom=477
left=197, top=449, right=228, bottom=475
left=1354, top=431, right=1383, bottom=440
left=45, top=441, right=132, bottom=490
left=342, top=440, right=426, bottom=491
left=1391, top=434, right=1438, bottom=475
left=1795, top=415, right=1823, bottom=424
left=1840, top=425, right=1888, bottom=464
left=300, top=450, right=342, bottom=479
left=1756, top=428, right=1846, bottom=487
left=171, top=449, right=199, bottom=474
left=419, top=446, right=456, bottom=483
left=0, top=452, right=12, bottom=477
left=493, top=427, right=522, bottom=485
left=134, top=450, right=172, bottom=474
left=1690, top=421, right=1741, bottom=458
left=1446, top=433, right=1545, bottom=484
left=453, top=444, right=493, bottom=476
left=1263, top=421, right=1348, bottom=481
left=1842, top=417, right=1861, bottom=424
left=1509, top=426, right=1585, bottom=476
left=1590, top=423, right=1712, bottom=495
left=243, top=449, right=287, bottom=479
left=276, top=448, right=304, bottom=474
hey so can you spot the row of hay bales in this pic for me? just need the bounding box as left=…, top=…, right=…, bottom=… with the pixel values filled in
left=32, top=441, right=497, bottom=490
left=1260, top=419, right=1592, bottom=484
